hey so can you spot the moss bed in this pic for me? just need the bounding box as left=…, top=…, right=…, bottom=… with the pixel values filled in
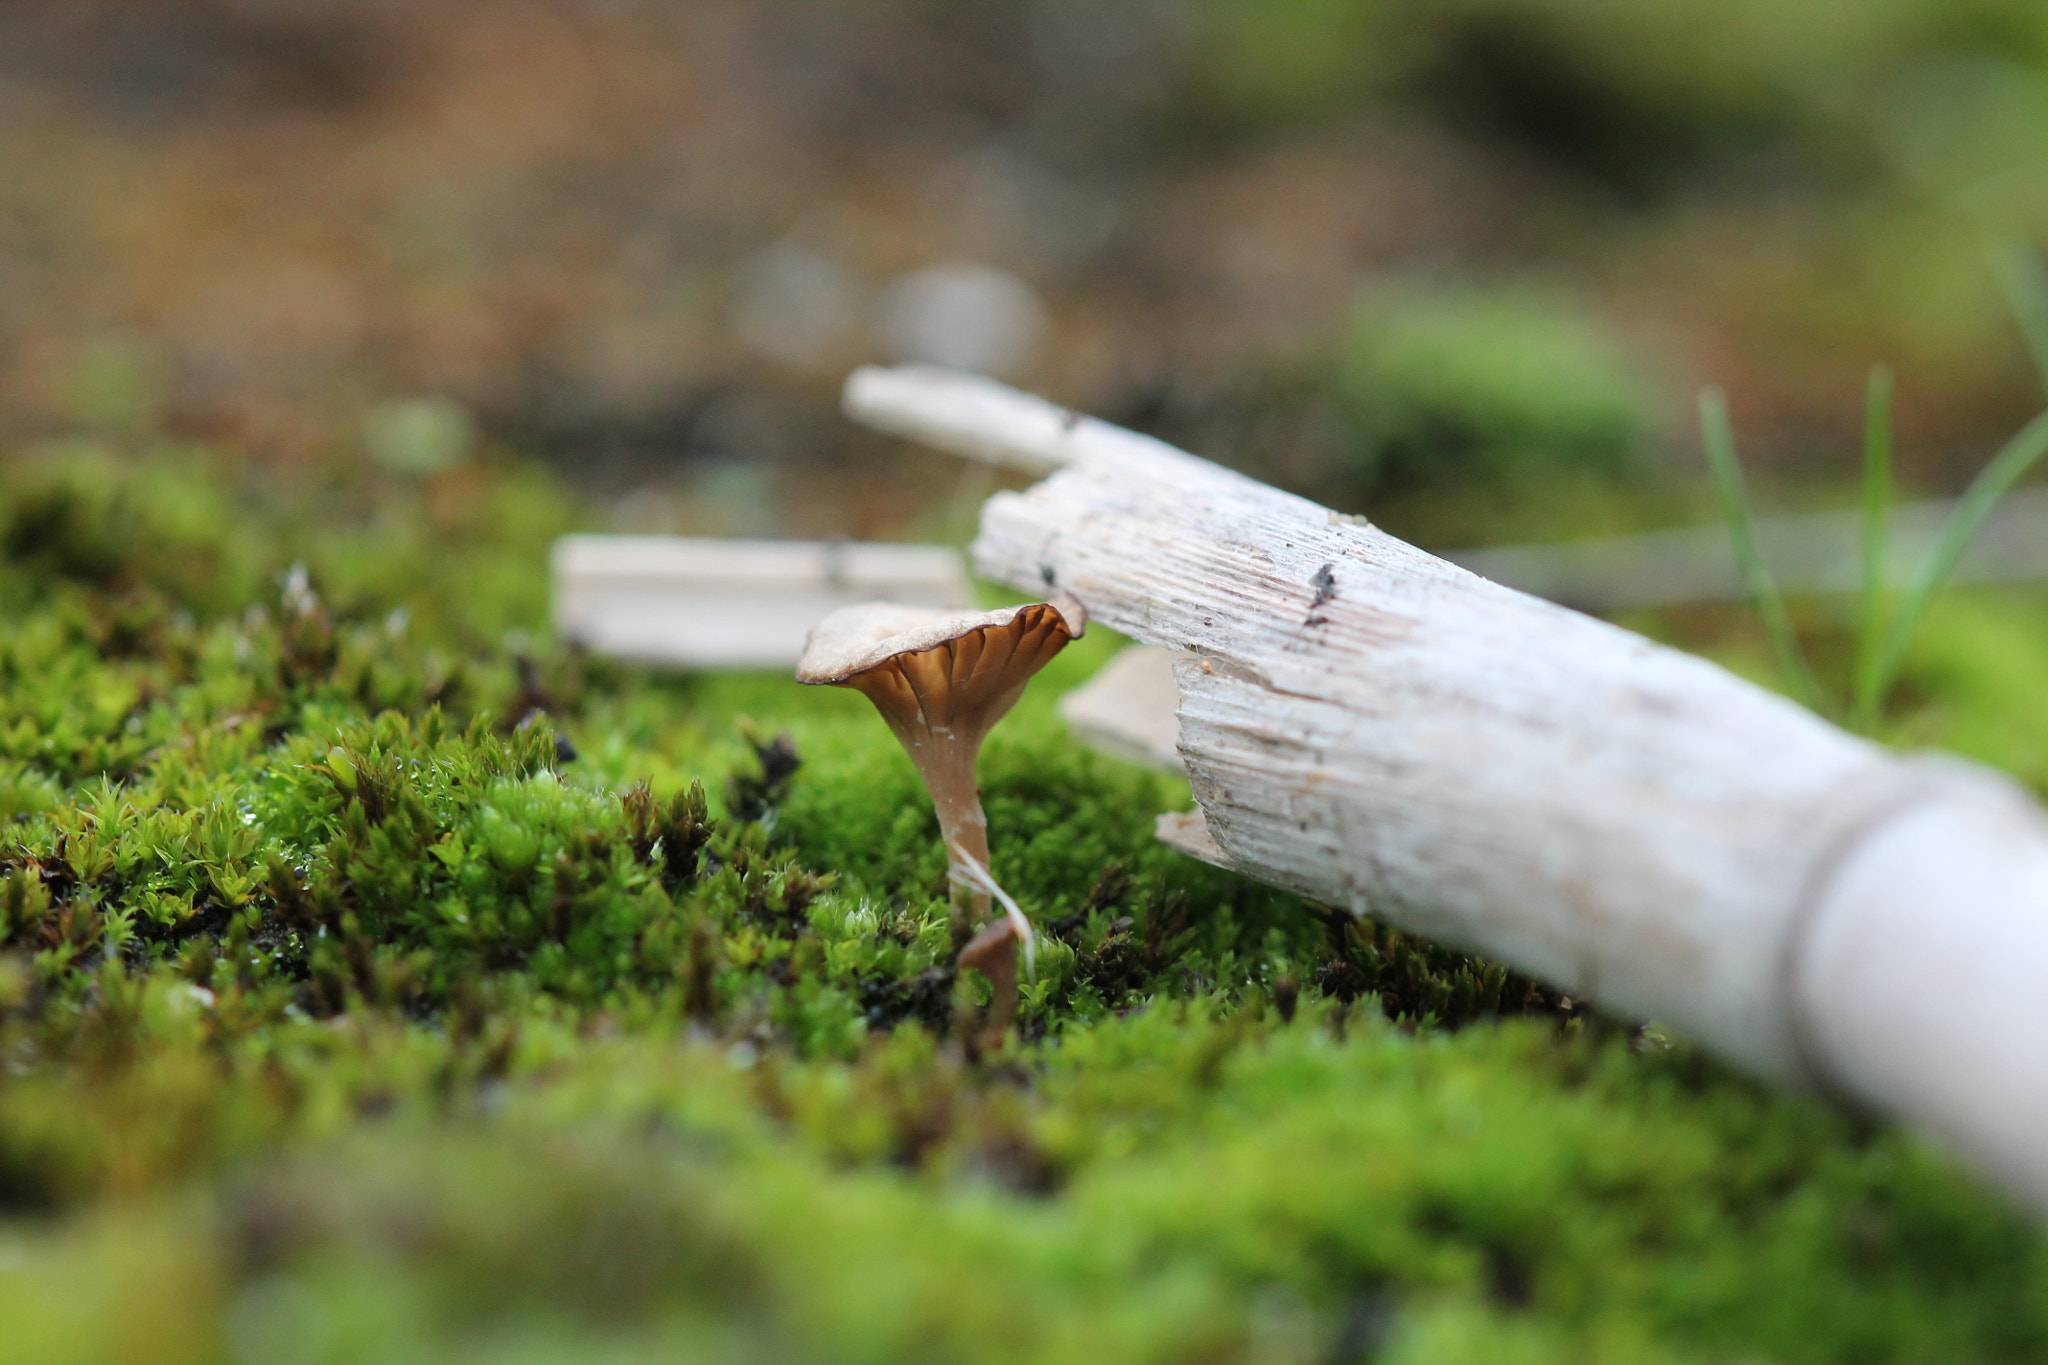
left=1, top=448, right=2046, bottom=1365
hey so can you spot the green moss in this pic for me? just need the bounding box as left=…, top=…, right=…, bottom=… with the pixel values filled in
left=0, top=448, right=2043, bottom=1364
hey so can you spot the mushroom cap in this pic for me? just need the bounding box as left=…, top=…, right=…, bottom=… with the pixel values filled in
left=795, top=596, right=1084, bottom=684
left=795, top=594, right=1086, bottom=738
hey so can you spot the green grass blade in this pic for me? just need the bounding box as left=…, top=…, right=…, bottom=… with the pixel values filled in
left=1851, top=366, right=1893, bottom=732
left=1866, top=406, right=2048, bottom=709
left=1698, top=390, right=1825, bottom=714
left=1992, top=238, right=2048, bottom=395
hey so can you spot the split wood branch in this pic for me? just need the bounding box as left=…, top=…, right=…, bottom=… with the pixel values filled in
left=552, top=534, right=971, bottom=668
left=843, top=363, right=2048, bottom=1216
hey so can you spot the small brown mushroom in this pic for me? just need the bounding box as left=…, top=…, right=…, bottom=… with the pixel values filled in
left=956, top=914, right=1021, bottom=1047
left=796, top=594, right=1086, bottom=1045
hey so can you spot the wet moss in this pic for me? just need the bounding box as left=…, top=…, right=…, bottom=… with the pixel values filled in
left=0, top=450, right=2043, bottom=1364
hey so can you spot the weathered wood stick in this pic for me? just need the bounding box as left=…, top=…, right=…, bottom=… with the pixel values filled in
left=553, top=534, right=970, bottom=668
left=844, top=363, right=2048, bottom=1214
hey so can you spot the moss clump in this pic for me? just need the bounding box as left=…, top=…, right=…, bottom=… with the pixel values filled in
left=1338, top=286, right=1652, bottom=491
left=0, top=448, right=2044, bottom=1364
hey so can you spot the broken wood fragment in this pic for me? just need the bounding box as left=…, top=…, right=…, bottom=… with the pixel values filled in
left=1058, top=644, right=1185, bottom=773
left=552, top=534, right=971, bottom=669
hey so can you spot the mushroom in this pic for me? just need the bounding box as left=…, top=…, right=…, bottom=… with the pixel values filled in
left=796, top=594, right=1086, bottom=1044
left=955, top=914, right=1021, bottom=1043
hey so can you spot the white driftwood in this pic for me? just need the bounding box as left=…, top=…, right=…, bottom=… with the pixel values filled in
left=843, top=363, right=2048, bottom=1215
left=552, top=535, right=971, bottom=669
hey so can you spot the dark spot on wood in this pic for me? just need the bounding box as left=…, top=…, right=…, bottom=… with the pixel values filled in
left=1040, top=563, right=1056, bottom=588
left=1304, top=565, right=1339, bottom=627
left=1309, top=562, right=1338, bottom=609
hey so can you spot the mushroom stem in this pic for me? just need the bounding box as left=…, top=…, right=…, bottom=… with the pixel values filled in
left=895, top=730, right=992, bottom=931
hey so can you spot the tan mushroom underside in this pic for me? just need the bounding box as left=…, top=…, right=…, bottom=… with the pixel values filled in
left=801, top=596, right=1081, bottom=859
left=796, top=597, right=1083, bottom=693
left=796, top=596, right=1083, bottom=845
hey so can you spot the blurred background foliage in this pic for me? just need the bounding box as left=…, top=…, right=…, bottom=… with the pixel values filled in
left=0, top=0, right=2045, bottom=546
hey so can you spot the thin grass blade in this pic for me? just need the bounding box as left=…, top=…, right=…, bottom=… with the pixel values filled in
left=1699, top=390, right=1825, bottom=714
left=950, top=849, right=1036, bottom=979
left=1992, top=238, right=2048, bottom=396
left=1852, top=366, right=1894, bottom=732
left=1866, top=407, right=2048, bottom=708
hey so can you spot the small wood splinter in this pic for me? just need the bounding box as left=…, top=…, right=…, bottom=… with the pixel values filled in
left=796, top=594, right=1086, bottom=1050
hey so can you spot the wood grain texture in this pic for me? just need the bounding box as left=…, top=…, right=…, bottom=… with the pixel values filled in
left=843, top=365, right=2048, bottom=1213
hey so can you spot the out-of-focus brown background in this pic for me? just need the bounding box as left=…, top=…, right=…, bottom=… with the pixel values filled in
left=3, top=0, right=2046, bottom=547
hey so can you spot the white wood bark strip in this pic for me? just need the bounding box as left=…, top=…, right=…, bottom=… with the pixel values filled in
left=552, top=535, right=971, bottom=669
left=1058, top=645, right=1187, bottom=773
left=842, top=363, right=2048, bottom=1214
left=846, top=363, right=1155, bottom=475
left=1156, top=808, right=1228, bottom=863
